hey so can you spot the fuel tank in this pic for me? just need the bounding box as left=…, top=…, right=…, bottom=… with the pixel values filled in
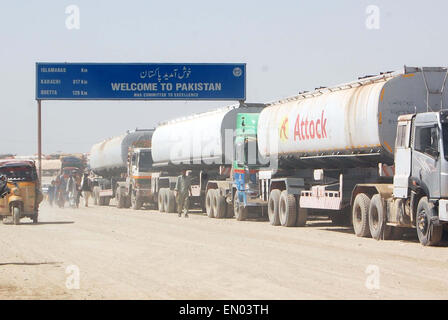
left=258, top=67, right=448, bottom=168
left=90, top=129, right=153, bottom=178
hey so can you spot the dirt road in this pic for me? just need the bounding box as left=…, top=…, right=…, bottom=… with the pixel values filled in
left=0, top=200, right=447, bottom=300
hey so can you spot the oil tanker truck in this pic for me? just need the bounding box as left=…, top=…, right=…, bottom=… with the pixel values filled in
left=151, top=103, right=264, bottom=216
left=90, top=129, right=154, bottom=209
left=233, top=66, right=448, bottom=246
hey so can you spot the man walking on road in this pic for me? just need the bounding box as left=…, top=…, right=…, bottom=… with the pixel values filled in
left=175, top=170, right=192, bottom=218
left=80, top=172, right=93, bottom=207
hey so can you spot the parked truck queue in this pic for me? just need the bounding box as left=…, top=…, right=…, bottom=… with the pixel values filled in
left=86, top=66, right=448, bottom=247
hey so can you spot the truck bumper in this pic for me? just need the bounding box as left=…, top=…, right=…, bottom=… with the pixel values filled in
left=438, top=199, right=448, bottom=222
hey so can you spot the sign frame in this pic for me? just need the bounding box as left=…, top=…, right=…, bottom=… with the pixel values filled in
left=36, top=62, right=246, bottom=101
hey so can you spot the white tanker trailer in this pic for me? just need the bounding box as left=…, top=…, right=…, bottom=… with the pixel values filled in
left=90, top=129, right=154, bottom=208
left=150, top=103, right=264, bottom=216
left=233, top=66, right=448, bottom=246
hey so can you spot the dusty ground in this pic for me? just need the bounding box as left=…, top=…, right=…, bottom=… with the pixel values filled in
left=0, top=199, right=447, bottom=300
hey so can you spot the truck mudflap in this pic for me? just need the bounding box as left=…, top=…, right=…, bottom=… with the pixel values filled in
left=438, top=199, right=448, bottom=222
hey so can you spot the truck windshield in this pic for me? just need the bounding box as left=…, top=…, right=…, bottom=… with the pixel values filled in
left=0, top=166, right=37, bottom=182
left=138, top=151, right=153, bottom=171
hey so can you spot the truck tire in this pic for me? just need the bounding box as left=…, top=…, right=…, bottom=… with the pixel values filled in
left=131, top=191, right=142, bottom=210
left=116, top=187, right=125, bottom=208
left=124, top=196, right=131, bottom=209
left=268, top=189, right=281, bottom=226
left=206, top=189, right=215, bottom=218
left=93, top=191, right=99, bottom=205
left=296, top=205, right=308, bottom=227
left=369, top=194, right=392, bottom=240
left=215, top=192, right=227, bottom=219
left=12, top=206, right=20, bottom=225
left=416, top=197, right=443, bottom=246
left=32, top=211, right=38, bottom=224
left=352, top=193, right=371, bottom=238
left=234, top=194, right=248, bottom=221
left=226, top=195, right=234, bottom=218
left=158, top=189, right=166, bottom=212
left=166, top=190, right=176, bottom=213
left=279, top=190, right=297, bottom=227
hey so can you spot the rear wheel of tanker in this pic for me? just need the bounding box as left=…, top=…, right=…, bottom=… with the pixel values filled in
left=416, top=197, right=443, bottom=246
left=12, top=206, right=21, bottom=225
left=131, top=191, right=142, bottom=210
left=32, top=210, right=38, bottom=224
left=279, top=191, right=297, bottom=227
left=368, top=194, right=392, bottom=240
left=215, top=192, right=227, bottom=219
left=268, top=189, right=281, bottom=226
left=93, top=187, right=99, bottom=206
left=206, top=189, right=215, bottom=218
left=116, top=187, right=124, bottom=208
left=352, top=193, right=371, bottom=238
left=166, top=190, right=176, bottom=213
left=226, top=195, right=234, bottom=218
left=158, top=189, right=166, bottom=212
left=234, top=195, right=247, bottom=221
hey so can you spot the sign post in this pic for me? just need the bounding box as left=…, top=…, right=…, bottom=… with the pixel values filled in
left=37, top=99, right=42, bottom=179
left=35, top=62, right=246, bottom=178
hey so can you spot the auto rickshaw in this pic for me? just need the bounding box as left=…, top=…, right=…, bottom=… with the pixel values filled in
left=0, top=160, right=43, bottom=224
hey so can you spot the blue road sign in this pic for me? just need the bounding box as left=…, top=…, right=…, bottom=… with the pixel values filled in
left=36, top=63, right=246, bottom=100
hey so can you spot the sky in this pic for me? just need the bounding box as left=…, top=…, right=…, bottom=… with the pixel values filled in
left=0, top=0, right=447, bottom=155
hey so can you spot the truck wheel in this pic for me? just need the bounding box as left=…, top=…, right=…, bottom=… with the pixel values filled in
left=215, top=192, right=227, bottom=219
left=369, top=194, right=392, bottom=240
left=131, top=191, right=142, bottom=210
left=116, top=187, right=124, bottom=208
left=93, top=187, right=100, bottom=206
left=166, top=190, right=176, bottom=213
left=158, top=189, right=166, bottom=212
left=124, top=196, right=131, bottom=209
left=416, top=197, right=443, bottom=246
left=352, top=193, right=371, bottom=238
left=279, top=191, right=297, bottom=227
left=206, top=189, right=215, bottom=218
left=234, top=194, right=247, bottom=221
left=12, top=206, right=20, bottom=225
left=226, top=195, right=234, bottom=218
left=296, top=206, right=308, bottom=227
left=32, top=211, right=38, bottom=224
left=268, top=189, right=281, bottom=226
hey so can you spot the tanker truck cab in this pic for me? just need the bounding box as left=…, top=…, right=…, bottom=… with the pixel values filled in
left=351, top=111, right=448, bottom=246
left=233, top=113, right=263, bottom=220
left=392, top=111, right=448, bottom=245
left=124, top=147, right=154, bottom=210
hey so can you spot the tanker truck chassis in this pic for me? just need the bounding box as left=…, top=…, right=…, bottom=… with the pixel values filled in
left=151, top=103, right=265, bottom=217
left=90, top=129, right=155, bottom=210
left=234, top=66, right=448, bottom=246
